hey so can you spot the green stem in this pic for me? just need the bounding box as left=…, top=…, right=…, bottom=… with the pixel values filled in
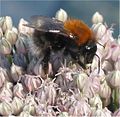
left=6, top=54, right=13, bottom=65
left=107, top=88, right=119, bottom=112
left=113, top=87, right=119, bottom=110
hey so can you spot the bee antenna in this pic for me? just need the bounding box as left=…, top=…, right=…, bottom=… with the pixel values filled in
left=97, top=42, right=105, bottom=48
left=95, top=54, right=100, bottom=74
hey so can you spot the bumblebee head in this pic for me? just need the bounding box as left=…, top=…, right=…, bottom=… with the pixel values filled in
left=78, top=40, right=97, bottom=66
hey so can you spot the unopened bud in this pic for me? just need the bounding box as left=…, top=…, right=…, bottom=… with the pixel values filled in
left=55, top=8, right=68, bottom=22
left=92, top=12, right=103, bottom=24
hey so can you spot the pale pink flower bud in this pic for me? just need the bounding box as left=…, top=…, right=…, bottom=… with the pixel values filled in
left=106, top=70, right=120, bottom=88
left=36, top=86, right=47, bottom=104
left=74, top=72, right=88, bottom=90
left=12, top=97, right=24, bottom=115
left=13, top=82, right=26, bottom=99
left=92, top=12, right=103, bottom=24
left=24, top=94, right=37, bottom=115
left=92, top=107, right=112, bottom=117
left=89, top=94, right=102, bottom=109
left=0, top=37, right=12, bottom=55
left=104, top=41, right=120, bottom=61
left=102, top=60, right=114, bottom=73
left=0, top=83, right=13, bottom=102
left=18, top=18, right=34, bottom=35
left=25, top=94, right=36, bottom=105
left=15, top=34, right=29, bottom=54
left=22, top=74, right=41, bottom=92
left=0, top=101, right=13, bottom=116
left=5, top=27, right=18, bottom=45
left=36, top=79, right=57, bottom=105
left=11, top=63, right=23, bottom=82
left=111, top=44, right=120, bottom=61
left=4, top=81, right=13, bottom=89
left=55, top=8, right=68, bottom=22
left=23, top=102, right=36, bottom=115
left=2, top=16, right=13, bottom=33
left=92, top=23, right=106, bottom=39
left=68, top=100, right=92, bottom=116
left=90, top=68, right=105, bottom=81
left=83, top=76, right=100, bottom=98
left=99, top=80, right=111, bottom=99
left=0, top=67, right=7, bottom=88
left=103, top=41, right=112, bottom=60
left=19, top=111, right=33, bottom=117
left=101, top=26, right=114, bottom=43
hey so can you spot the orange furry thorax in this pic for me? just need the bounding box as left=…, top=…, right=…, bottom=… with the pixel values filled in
left=64, top=19, right=95, bottom=45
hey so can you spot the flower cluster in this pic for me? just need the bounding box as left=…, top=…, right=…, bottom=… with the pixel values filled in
left=0, top=9, right=119, bottom=116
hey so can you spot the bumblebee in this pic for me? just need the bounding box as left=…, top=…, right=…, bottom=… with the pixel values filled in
left=25, top=16, right=97, bottom=74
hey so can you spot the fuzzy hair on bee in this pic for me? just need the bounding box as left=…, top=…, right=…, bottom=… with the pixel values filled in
left=24, top=16, right=97, bottom=74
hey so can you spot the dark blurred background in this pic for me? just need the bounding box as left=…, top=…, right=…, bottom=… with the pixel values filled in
left=0, top=0, right=119, bottom=38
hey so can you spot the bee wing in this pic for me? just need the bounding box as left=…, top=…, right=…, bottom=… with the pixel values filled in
left=28, top=15, right=64, bottom=31
left=24, top=15, right=69, bottom=37
left=23, top=23, right=48, bottom=32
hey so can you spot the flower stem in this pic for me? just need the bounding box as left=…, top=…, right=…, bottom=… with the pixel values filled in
left=6, top=54, right=13, bottom=65
left=107, top=88, right=119, bottom=112
left=113, top=88, right=119, bottom=110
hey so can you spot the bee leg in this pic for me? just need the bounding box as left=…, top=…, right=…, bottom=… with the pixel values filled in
left=67, top=49, right=86, bottom=69
left=41, top=47, right=51, bottom=74
left=77, top=60, right=86, bottom=69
